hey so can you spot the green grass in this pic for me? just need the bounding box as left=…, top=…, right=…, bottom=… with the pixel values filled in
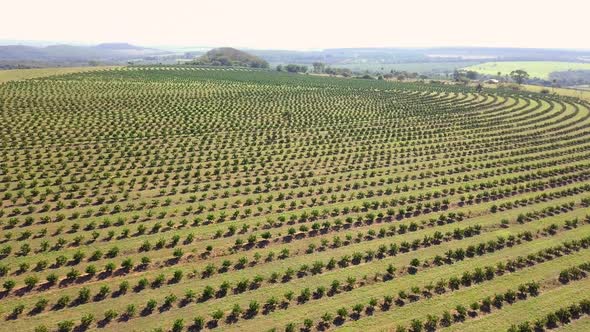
left=464, top=61, right=590, bottom=79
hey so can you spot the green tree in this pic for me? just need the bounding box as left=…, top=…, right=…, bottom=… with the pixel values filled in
left=510, top=70, right=529, bottom=84
left=312, top=62, right=326, bottom=73
left=465, top=70, right=478, bottom=80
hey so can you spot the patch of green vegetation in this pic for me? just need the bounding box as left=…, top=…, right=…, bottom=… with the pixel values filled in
left=464, top=61, right=590, bottom=79
left=330, top=61, right=481, bottom=75
left=189, top=47, right=269, bottom=68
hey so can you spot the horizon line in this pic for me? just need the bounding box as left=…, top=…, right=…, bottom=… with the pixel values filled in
left=1, top=39, right=590, bottom=52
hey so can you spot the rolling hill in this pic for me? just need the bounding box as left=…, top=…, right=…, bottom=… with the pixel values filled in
left=191, top=47, right=269, bottom=68
left=0, top=43, right=168, bottom=66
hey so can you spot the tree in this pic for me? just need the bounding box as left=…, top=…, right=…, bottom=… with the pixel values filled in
left=57, top=320, right=75, bottom=332
left=3, top=279, right=16, bottom=292
left=321, top=312, right=333, bottom=326
left=510, top=70, right=530, bottom=84
left=34, top=326, right=49, bottom=332
left=78, top=287, right=91, bottom=303
left=465, top=70, right=478, bottom=80
left=145, top=299, right=157, bottom=313
left=410, top=319, right=423, bottom=332
left=80, top=314, right=94, bottom=329
left=248, top=300, right=260, bottom=315
left=337, top=307, right=348, bottom=318
left=193, top=316, right=205, bottom=331
left=103, top=309, right=118, bottom=322
left=171, top=319, right=184, bottom=332
left=312, top=62, right=326, bottom=74
left=202, top=285, right=214, bottom=300
left=441, top=311, right=452, bottom=326
left=125, top=304, right=136, bottom=318
left=285, top=64, right=308, bottom=73
left=285, top=322, right=296, bottom=332
left=211, top=309, right=224, bottom=321
left=12, top=304, right=25, bottom=317
left=352, top=303, right=364, bottom=317
left=455, top=305, right=467, bottom=321
left=34, top=298, right=49, bottom=312
left=452, top=70, right=467, bottom=82
left=424, top=315, right=439, bottom=331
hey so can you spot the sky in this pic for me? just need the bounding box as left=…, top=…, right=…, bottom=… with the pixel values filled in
left=2, top=0, right=589, bottom=50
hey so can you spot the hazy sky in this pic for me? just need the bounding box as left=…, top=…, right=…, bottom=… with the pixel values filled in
left=2, top=0, right=589, bottom=49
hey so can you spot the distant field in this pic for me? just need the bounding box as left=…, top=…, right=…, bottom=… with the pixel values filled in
left=269, top=61, right=482, bottom=75
left=520, top=84, right=590, bottom=101
left=465, top=61, right=590, bottom=79
left=480, top=82, right=590, bottom=102
left=331, top=61, right=482, bottom=75
left=0, top=66, right=120, bottom=83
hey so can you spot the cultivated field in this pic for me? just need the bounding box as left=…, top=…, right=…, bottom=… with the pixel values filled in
left=0, top=66, right=589, bottom=332
left=517, top=84, right=590, bottom=102
left=0, top=66, right=119, bottom=84
left=464, top=61, right=590, bottom=79
left=325, top=61, right=481, bottom=75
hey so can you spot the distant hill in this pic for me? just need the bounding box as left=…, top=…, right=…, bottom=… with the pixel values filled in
left=95, top=43, right=146, bottom=50
left=0, top=43, right=168, bottom=67
left=248, top=47, right=590, bottom=66
left=191, top=47, right=269, bottom=68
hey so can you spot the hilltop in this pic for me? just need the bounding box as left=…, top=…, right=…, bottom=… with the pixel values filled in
left=191, top=47, right=269, bottom=68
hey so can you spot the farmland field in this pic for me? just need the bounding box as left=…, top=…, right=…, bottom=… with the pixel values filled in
left=0, top=66, right=120, bottom=84
left=328, top=61, right=482, bottom=75
left=464, top=61, right=590, bottom=79
left=514, top=84, right=590, bottom=102
left=1, top=66, right=590, bottom=332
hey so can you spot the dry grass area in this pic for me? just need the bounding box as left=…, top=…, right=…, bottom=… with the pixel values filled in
left=0, top=66, right=121, bottom=84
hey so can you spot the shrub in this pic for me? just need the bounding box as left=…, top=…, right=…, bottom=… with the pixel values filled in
left=80, top=314, right=94, bottom=328
left=193, top=316, right=205, bottom=330
left=103, top=309, right=118, bottom=322
left=57, top=320, right=75, bottom=332
left=171, top=319, right=184, bottom=332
